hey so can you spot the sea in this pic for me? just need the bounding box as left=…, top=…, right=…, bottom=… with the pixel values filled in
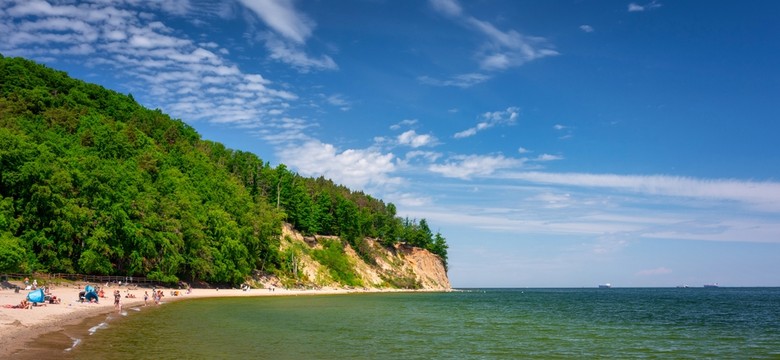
left=14, top=288, right=780, bottom=359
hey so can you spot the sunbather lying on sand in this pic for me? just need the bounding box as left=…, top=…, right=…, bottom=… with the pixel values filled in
left=3, top=299, right=31, bottom=309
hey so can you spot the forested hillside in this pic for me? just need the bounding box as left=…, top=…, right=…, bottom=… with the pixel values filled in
left=0, top=55, right=448, bottom=286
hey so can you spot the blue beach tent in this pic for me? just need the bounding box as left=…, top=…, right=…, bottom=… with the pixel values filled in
left=27, top=288, right=45, bottom=304
left=82, top=285, right=99, bottom=302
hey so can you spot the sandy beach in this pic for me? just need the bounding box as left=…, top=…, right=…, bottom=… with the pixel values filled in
left=0, top=279, right=423, bottom=357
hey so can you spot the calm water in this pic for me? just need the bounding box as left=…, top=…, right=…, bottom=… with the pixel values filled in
left=19, top=288, right=780, bottom=359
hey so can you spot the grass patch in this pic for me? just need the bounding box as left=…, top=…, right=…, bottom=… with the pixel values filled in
left=311, top=239, right=363, bottom=287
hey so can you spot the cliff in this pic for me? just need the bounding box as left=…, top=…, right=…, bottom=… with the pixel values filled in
left=260, top=224, right=451, bottom=290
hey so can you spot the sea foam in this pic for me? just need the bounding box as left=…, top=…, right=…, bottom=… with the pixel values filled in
left=88, top=322, right=108, bottom=335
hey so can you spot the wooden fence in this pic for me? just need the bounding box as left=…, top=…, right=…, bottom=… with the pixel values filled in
left=1, top=272, right=161, bottom=287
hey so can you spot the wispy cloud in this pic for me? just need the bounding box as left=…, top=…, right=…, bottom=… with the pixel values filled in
left=418, top=73, right=491, bottom=88
left=427, top=0, right=557, bottom=73
left=530, top=192, right=572, bottom=209
left=454, top=107, right=519, bottom=139
left=628, top=1, right=662, bottom=12
left=326, top=93, right=351, bottom=111
left=403, top=175, right=780, bottom=245
left=0, top=0, right=296, bottom=132
left=238, top=0, right=312, bottom=43
left=261, top=32, right=337, bottom=72
left=579, top=25, right=595, bottom=33
left=429, top=0, right=462, bottom=17
left=390, top=119, right=418, bottom=130
left=405, top=150, right=442, bottom=163
left=429, top=154, right=522, bottom=179
left=534, top=154, right=564, bottom=162
left=501, top=171, right=780, bottom=212
left=239, top=0, right=336, bottom=72
left=553, top=123, right=573, bottom=139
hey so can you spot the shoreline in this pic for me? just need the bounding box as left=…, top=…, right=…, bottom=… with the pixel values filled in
left=1, top=281, right=447, bottom=357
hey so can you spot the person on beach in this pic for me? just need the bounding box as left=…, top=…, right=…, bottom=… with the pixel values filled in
left=4, top=299, right=31, bottom=309
left=18, top=299, right=30, bottom=309
left=113, top=290, right=121, bottom=310
left=143, top=291, right=149, bottom=306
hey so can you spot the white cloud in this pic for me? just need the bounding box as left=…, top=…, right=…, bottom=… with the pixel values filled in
left=628, top=1, right=662, bottom=12
left=326, top=94, right=351, bottom=111
left=238, top=0, right=336, bottom=72
left=6, top=1, right=80, bottom=17
left=390, top=119, right=418, bottom=130
left=156, top=0, right=192, bottom=17
left=238, top=0, right=313, bottom=43
left=429, top=0, right=462, bottom=17
left=501, top=172, right=780, bottom=212
left=428, top=0, right=557, bottom=72
left=405, top=150, right=442, bottom=163
left=398, top=130, right=436, bottom=148
left=388, top=192, right=433, bottom=207
left=534, top=154, right=563, bottom=162
left=0, top=0, right=305, bottom=138
left=277, top=140, right=401, bottom=190
left=530, top=192, right=572, bottom=209
left=262, top=32, right=337, bottom=72
left=628, top=3, right=644, bottom=12
left=579, top=25, right=594, bottom=33
left=518, top=147, right=530, bottom=154
left=429, top=154, right=522, bottom=179
left=553, top=124, right=573, bottom=139
left=465, top=17, right=559, bottom=71
left=418, top=73, right=491, bottom=88
left=454, top=107, right=519, bottom=138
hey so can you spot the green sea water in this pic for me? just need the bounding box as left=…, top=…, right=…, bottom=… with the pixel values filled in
left=17, top=288, right=780, bottom=359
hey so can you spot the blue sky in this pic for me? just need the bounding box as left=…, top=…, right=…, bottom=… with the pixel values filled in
left=2, top=0, right=779, bottom=287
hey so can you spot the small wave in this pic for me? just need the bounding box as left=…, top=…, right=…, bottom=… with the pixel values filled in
left=131, top=307, right=141, bottom=312
left=88, top=322, right=108, bottom=335
left=64, top=337, right=81, bottom=352
left=120, top=310, right=128, bottom=316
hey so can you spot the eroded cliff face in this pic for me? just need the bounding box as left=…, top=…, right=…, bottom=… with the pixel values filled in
left=272, top=223, right=450, bottom=290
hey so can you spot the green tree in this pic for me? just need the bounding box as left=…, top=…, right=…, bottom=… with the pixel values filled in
left=0, top=232, right=25, bottom=272
left=0, top=55, right=449, bottom=286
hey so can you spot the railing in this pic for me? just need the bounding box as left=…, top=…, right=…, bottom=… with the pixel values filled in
left=1, top=272, right=162, bottom=287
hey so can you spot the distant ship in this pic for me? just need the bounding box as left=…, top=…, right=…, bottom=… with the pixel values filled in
left=598, top=283, right=612, bottom=288
left=703, top=283, right=719, bottom=288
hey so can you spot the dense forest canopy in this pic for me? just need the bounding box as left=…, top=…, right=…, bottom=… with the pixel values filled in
left=0, top=55, right=448, bottom=285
